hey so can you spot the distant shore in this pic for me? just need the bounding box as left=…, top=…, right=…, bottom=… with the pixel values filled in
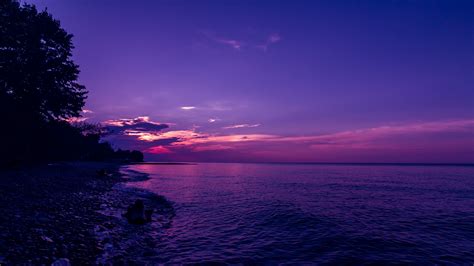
left=128, top=162, right=195, bottom=165
left=139, top=161, right=474, bottom=167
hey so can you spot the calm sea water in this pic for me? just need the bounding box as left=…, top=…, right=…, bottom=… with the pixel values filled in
left=121, top=163, right=474, bottom=264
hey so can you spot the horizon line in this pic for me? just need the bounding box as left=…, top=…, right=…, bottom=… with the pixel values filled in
left=138, top=161, right=474, bottom=167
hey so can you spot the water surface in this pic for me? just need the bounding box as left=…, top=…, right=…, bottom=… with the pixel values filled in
left=122, top=163, right=474, bottom=264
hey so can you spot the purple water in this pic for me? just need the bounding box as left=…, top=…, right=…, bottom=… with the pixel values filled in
left=122, top=163, right=474, bottom=264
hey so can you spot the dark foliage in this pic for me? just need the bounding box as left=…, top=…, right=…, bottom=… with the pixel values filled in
left=0, top=0, right=86, bottom=121
left=0, top=0, right=143, bottom=166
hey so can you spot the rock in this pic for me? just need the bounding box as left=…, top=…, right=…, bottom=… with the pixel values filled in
left=51, top=258, right=71, bottom=266
left=145, top=209, right=153, bottom=222
left=123, top=200, right=154, bottom=224
left=124, top=200, right=146, bottom=224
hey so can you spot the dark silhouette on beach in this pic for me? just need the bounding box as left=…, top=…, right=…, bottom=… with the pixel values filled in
left=0, top=0, right=143, bottom=167
left=123, top=199, right=154, bottom=224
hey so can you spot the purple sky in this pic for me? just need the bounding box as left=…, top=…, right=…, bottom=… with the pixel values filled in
left=30, top=0, right=474, bottom=163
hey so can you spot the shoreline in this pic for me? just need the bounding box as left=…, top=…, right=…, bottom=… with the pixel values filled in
left=95, top=165, right=174, bottom=264
left=0, top=162, right=173, bottom=265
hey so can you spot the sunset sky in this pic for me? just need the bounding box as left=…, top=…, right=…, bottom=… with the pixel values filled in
left=30, top=0, right=473, bottom=163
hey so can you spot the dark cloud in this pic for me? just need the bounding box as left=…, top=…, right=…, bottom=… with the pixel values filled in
left=101, top=116, right=174, bottom=151
left=107, top=122, right=168, bottom=134
left=104, top=116, right=169, bottom=134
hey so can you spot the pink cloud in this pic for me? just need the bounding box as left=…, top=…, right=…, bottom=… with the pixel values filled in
left=192, top=144, right=233, bottom=152
left=303, top=119, right=474, bottom=148
left=104, top=117, right=474, bottom=163
left=82, top=109, right=94, bottom=114
left=145, top=146, right=172, bottom=154
left=64, top=109, right=94, bottom=123
left=129, top=119, right=474, bottom=147
left=128, top=130, right=203, bottom=142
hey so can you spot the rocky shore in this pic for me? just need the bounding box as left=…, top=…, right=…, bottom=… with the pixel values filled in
left=0, top=162, right=172, bottom=265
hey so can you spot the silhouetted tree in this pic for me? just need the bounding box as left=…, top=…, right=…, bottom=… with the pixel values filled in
left=129, top=150, right=144, bottom=162
left=0, top=0, right=86, bottom=122
left=0, top=1, right=144, bottom=166
left=0, top=0, right=87, bottom=165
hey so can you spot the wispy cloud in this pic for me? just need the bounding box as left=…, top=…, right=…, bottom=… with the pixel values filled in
left=302, top=119, right=474, bottom=149
left=199, top=30, right=243, bottom=50
left=206, top=101, right=233, bottom=111
left=82, top=109, right=94, bottom=114
left=184, top=101, right=234, bottom=112
left=223, top=123, right=261, bottom=129
left=208, top=118, right=220, bottom=123
left=65, top=109, right=94, bottom=123
left=199, top=30, right=282, bottom=52
left=256, top=33, right=282, bottom=51
left=176, top=133, right=274, bottom=145
left=207, top=119, right=473, bottom=147
left=216, top=39, right=243, bottom=50
left=180, top=106, right=196, bottom=110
